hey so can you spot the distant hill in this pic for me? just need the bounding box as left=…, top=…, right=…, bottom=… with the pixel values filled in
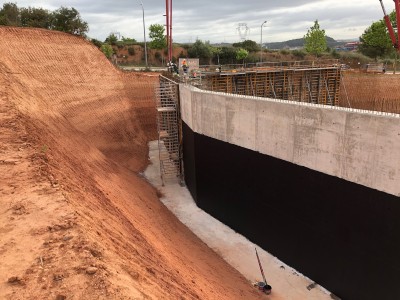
left=265, top=36, right=342, bottom=50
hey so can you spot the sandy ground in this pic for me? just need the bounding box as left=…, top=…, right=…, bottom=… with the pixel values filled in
left=145, top=141, right=334, bottom=300
left=0, top=27, right=265, bottom=299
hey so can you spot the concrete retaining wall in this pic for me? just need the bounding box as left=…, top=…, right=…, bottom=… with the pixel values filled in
left=180, top=84, right=400, bottom=299
left=180, top=84, right=400, bottom=196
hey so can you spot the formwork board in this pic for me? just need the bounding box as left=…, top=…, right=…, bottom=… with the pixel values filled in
left=202, top=67, right=341, bottom=106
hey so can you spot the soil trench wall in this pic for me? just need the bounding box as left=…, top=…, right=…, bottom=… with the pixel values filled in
left=180, top=85, right=400, bottom=300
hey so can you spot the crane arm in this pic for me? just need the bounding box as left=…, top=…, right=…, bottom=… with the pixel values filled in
left=395, top=0, right=400, bottom=51
left=379, top=0, right=398, bottom=49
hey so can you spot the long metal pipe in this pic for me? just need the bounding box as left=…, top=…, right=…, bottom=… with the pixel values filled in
left=260, top=20, right=267, bottom=62
left=169, top=0, right=173, bottom=62
left=166, top=0, right=169, bottom=62
left=137, top=0, right=148, bottom=67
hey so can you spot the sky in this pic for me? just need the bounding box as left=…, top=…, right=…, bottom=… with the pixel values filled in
left=1, top=0, right=395, bottom=43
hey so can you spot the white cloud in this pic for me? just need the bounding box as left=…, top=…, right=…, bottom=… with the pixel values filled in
left=0, top=0, right=393, bottom=43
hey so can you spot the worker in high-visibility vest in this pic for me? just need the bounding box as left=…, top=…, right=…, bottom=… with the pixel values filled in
left=182, top=59, right=188, bottom=74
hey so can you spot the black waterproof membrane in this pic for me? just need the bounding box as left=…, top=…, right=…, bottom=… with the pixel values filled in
left=183, top=121, right=400, bottom=300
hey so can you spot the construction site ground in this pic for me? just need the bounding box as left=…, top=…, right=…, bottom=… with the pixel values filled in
left=145, top=141, right=333, bottom=300
left=0, top=27, right=265, bottom=300
left=7, top=26, right=400, bottom=300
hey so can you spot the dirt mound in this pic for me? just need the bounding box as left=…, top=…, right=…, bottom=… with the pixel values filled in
left=0, top=27, right=263, bottom=299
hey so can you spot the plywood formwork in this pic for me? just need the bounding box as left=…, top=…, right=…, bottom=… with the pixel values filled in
left=201, top=66, right=341, bottom=106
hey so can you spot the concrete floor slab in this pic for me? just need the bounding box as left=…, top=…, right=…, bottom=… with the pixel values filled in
left=144, top=140, right=334, bottom=300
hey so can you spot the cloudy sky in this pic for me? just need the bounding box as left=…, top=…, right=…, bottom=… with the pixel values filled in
left=2, top=0, right=395, bottom=43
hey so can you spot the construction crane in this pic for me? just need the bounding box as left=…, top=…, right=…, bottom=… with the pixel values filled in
left=165, top=0, right=173, bottom=63
left=379, top=0, right=400, bottom=53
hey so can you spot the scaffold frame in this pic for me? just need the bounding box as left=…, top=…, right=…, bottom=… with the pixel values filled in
left=155, top=75, right=184, bottom=185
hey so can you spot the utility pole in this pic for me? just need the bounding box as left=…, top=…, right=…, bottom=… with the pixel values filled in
left=137, top=0, right=148, bottom=68
left=260, top=20, right=267, bottom=63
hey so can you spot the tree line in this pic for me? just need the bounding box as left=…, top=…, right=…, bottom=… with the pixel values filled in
left=0, top=2, right=88, bottom=36
left=1, top=1, right=397, bottom=63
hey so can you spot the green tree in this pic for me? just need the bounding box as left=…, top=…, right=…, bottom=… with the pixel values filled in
left=121, top=36, right=137, bottom=45
left=187, top=39, right=213, bottom=64
left=304, top=20, right=327, bottom=56
left=101, top=44, right=114, bottom=58
left=236, top=48, right=249, bottom=65
left=20, top=7, right=51, bottom=28
left=219, top=46, right=237, bottom=64
left=105, top=33, right=118, bottom=45
left=149, top=24, right=166, bottom=50
left=211, top=46, right=222, bottom=64
left=91, top=38, right=103, bottom=48
left=0, top=2, right=19, bottom=26
left=233, top=40, right=259, bottom=52
left=50, top=7, right=88, bottom=36
left=359, top=11, right=396, bottom=58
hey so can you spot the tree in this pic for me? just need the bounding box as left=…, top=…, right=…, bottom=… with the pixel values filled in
left=219, top=46, right=237, bottom=64
left=304, top=20, right=327, bottom=56
left=101, top=44, right=114, bottom=58
left=121, top=36, right=137, bottom=45
left=359, top=11, right=396, bottom=58
left=0, top=4, right=89, bottom=36
left=233, top=40, right=259, bottom=52
left=20, top=7, right=51, bottom=28
left=0, top=2, right=19, bottom=26
left=50, top=7, right=88, bottom=36
left=187, top=39, right=213, bottom=64
left=148, top=24, right=166, bottom=50
left=236, top=48, right=249, bottom=65
left=91, top=38, right=103, bottom=48
left=211, top=46, right=222, bottom=64
left=105, top=33, right=118, bottom=45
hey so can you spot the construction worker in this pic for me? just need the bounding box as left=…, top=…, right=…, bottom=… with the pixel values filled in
left=182, top=59, right=189, bottom=75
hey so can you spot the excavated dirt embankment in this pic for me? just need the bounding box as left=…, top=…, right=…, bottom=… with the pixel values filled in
left=0, top=27, right=264, bottom=299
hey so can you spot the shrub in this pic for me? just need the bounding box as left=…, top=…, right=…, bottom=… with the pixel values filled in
left=100, top=44, right=113, bottom=58
left=280, top=49, right=290, bottom=55
left=91, top=38, right=102, bottom=48
left=178, top=51, right=186, bottom=58
left=330, top=49, right=340, bottom=59
left=292, top=49, right=306, bottom=59
left=128, top=47, right=135, bottom=56
left=155, top=51, right=162, bottom=61
left=180, top=44, right=191, bottom=50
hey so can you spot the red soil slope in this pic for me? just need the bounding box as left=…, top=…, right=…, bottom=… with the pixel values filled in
left=0, top=27, right=264, bottom=299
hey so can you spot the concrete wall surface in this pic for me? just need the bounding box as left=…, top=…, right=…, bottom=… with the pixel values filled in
left=180, top=84, right=400, bottom=196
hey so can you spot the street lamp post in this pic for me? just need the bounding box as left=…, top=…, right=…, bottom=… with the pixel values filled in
left=137, top=0, right=148, bottom=68
left=260, top=20, right=267, bottom=63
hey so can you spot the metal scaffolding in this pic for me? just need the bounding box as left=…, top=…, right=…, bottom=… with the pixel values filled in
left=155, top=75, right=183, bottom=185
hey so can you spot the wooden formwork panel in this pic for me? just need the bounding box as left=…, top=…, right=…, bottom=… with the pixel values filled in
left=202, top=67, right=341, bottom=106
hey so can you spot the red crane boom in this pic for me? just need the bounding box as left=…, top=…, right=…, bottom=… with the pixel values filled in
left=165, top=0, right=173, bottom=62
left=379, top=0, right=400, bottom=53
